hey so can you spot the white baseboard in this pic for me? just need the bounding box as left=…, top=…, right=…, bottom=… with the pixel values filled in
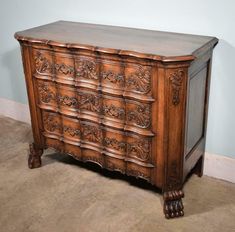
left=0, top=98, right=234, bottom=183
left=0, top=98, right=30, bottom=124
left=204, top=152, right=235, bottom=183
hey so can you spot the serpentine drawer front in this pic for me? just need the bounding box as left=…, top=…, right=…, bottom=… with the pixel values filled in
left=15, top=21, right=218, bottom=219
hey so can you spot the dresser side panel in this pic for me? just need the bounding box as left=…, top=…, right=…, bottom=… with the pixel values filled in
left=183, top=50, right=214, bottom=179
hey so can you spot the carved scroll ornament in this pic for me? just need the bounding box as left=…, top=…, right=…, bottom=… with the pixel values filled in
left=126, top=66, right=151, bottom=93
left=169, top=70, right=184, bottom=105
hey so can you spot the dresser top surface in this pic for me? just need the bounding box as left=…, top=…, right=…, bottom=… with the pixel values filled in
left=15, top=21, right=218, bottom=62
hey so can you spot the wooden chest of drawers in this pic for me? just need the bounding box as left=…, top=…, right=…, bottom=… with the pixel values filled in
left=15, top=21, right=218, bottom=219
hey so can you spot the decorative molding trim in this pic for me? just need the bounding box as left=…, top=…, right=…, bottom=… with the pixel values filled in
left=204, top=152, right=235, bottom=184
left=0, top=98, right=30, bottom=124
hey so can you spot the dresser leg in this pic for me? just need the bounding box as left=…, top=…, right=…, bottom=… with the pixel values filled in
left=163, top=190, right=184, bottom=219
left=28, top=143, right=43, bottom=169
left=194, top=156, right=204, bottom=177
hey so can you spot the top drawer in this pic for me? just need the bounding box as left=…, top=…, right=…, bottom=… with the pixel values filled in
left=32, top=48, right=155, bottom=101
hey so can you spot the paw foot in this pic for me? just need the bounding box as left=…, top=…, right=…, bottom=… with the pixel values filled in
left=28, top=143, right=42, bottom=169
left=163, top=190, right=184, bottom=219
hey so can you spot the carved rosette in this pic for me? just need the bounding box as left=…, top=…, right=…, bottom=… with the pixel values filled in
left=169, top=70, right=184, bottom=105
left=127, top=105, right=151, bottom=128
left=80, top=92, right=102, bottom=113
left=101, top=71, right=124, bottom=85
left=38, top=82, right=55, bottom=103
left=82, top=124, right=103, bottom=144
left=127, top=139, right=150, bottom=162
left=126, top=66, right=151, bottom=93
left=76, top=59, right=98, bottom=80
left=55, top=63, right=75, bottom=75
left=103, top=104, right=125, bottom=120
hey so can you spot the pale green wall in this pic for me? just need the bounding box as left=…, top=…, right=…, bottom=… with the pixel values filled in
left=0, top=0, right=234, bottom=157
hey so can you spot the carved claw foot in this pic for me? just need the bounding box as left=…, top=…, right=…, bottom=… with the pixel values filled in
left=28, top=143, right=43, bottom=169
left=163, top=190, right=184, bottom=219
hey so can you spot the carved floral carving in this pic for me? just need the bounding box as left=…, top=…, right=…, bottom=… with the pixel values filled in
left=169, top=70, right=184, bottom=105
left=63, top=126, right=80, bottom=137
left=57, top=95, right=78, bottom=108
left=104, top=137, right=150, bottom=162
left=82, top=124, right=103, bottom=143
left=80, top=93, right=101, bottom=113
left=104, top=138, right=126, bottom=152
left=127, top=104, right=151, bottom=128
left=38, top=82, right=55, bottom=103
left=127, top=139, right=150, bottom=161
left=43, top=113, right=60, bottom=132
left=103, top=104, right=125, bottom=120
left=34, top=52, right=51, bottom=74
left=76, top=59, right=98, bottom=80
left=101, top=71, right=124, bottom=85
left=55, top=63, right=74, bottom=75
left=126, top=66, right=151, bottom=93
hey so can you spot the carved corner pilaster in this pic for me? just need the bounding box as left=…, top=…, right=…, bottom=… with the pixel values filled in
left=28, top=143, right=43, bottom=169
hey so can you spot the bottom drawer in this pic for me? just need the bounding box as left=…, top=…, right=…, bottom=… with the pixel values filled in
left=44, top=137, right=154, bottom=183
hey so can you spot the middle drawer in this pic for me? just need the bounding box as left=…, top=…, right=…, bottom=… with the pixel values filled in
left=35, top=79, right=153, bottom=136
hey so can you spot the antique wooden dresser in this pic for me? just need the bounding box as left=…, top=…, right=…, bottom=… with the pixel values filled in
left=15, top=21, right=218, bottom=219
